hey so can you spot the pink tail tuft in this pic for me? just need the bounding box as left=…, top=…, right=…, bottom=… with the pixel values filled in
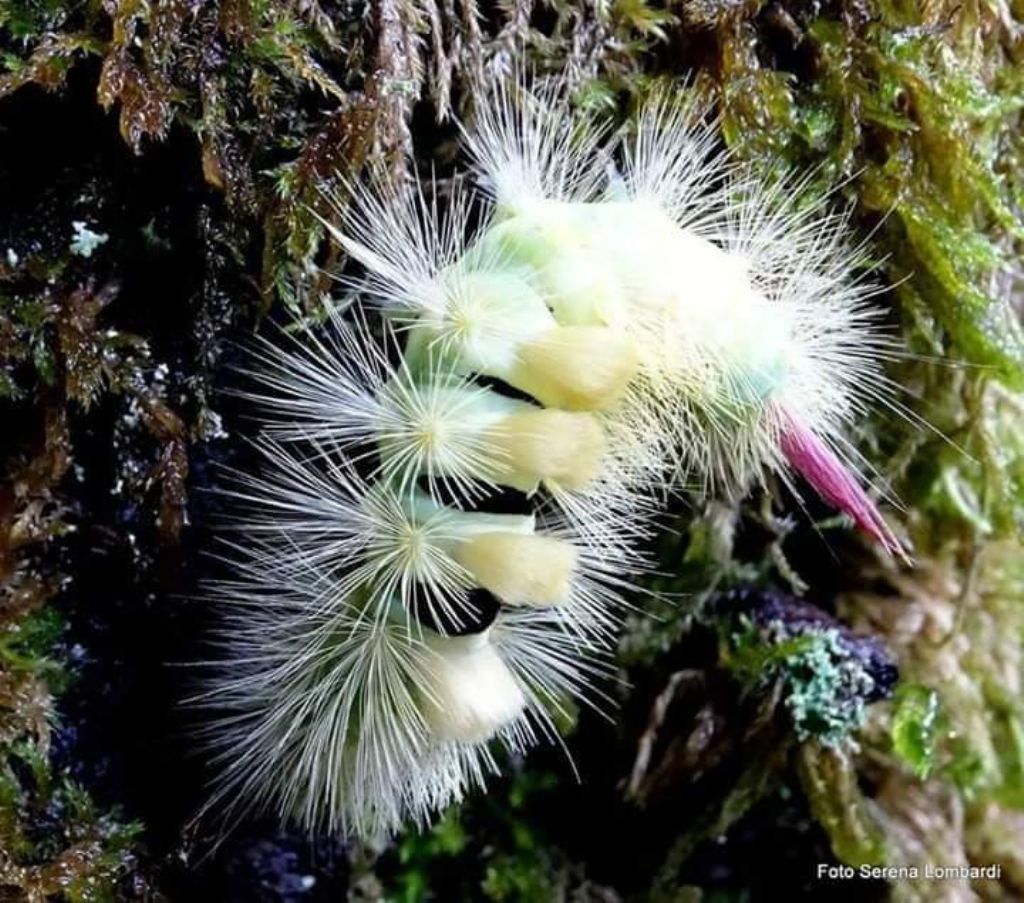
left=777, top=412, right=908, bottom=560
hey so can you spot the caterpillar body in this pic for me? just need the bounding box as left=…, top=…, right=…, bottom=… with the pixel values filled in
left=202, top=76, right=903, bottom=840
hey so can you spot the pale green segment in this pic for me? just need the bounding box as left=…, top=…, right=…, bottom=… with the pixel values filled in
left=403, top=268, right=554, bottom=380
left=721, top=353, right=791, bottom=411
left=407, top=490, right=536, bottom=539
left=373, top=381, right=538, bottom=486
left=463, top=202, right=628, bottom=327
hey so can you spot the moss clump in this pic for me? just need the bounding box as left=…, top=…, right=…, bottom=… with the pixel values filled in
left=0, top=271, right=156, bottom=897
left=0, top=746, right=144, bottom=901
left=379, top=770, right=584, bottom=903
left=889, top=684, right=940, bottom=781
left=833, top=542, right=1024, bottom=898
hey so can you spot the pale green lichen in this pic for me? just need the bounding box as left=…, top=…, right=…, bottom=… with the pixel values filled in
left=723, top=621, right=877, bottom=746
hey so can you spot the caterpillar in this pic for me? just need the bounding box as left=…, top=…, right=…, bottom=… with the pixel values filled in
left=200, top=74, right=904, bottom=840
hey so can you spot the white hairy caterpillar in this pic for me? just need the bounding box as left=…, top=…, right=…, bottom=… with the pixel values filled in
left=202, top=73, right=906, bottom=841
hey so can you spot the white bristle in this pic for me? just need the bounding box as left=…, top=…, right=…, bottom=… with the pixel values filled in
left=459, top=74, right=612, bottom=211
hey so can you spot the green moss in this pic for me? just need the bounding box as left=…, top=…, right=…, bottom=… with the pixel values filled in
left=797, top=744, right=887, bottom=868
left=710, top=3, right=1024, bottom=390
left=890, top=684, right=939, bottom=780
left=383, top=770, right=571, bottom=903
left=389, top=811, right=469, bottom=902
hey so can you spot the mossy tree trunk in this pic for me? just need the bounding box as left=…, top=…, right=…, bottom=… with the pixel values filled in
left=0, top=1, right=1021, bottom=899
